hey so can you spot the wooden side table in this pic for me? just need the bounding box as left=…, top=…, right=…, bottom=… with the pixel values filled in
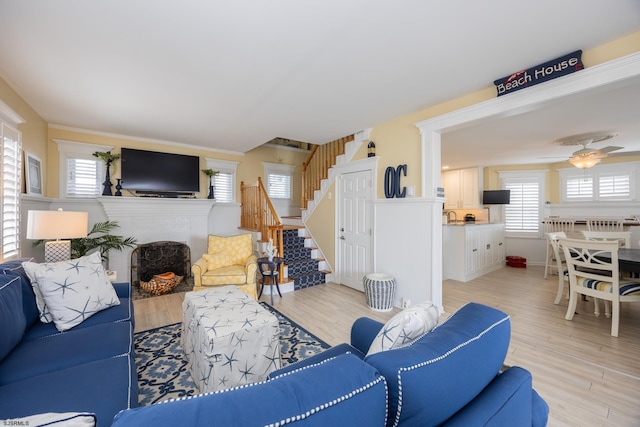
left=257, top=257, right=283, bottom=305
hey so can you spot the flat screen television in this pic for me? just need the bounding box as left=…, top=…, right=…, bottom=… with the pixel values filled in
left=482, top=190, right=511, bottom=205
left=121, top=148, right=200, bottom=196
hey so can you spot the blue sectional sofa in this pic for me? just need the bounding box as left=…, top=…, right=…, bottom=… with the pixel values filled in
left=112, top=302, right=548, bottom=426
left=0, top=258, right=138, bottom=425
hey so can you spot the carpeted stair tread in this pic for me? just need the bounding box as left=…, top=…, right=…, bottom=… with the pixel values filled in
left=282, top=229, right=326, bottom=289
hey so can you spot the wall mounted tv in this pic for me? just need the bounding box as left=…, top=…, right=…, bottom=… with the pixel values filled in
left=121, top=148, right=200, bottom=196
left=482, top=190, right=511, bottom=205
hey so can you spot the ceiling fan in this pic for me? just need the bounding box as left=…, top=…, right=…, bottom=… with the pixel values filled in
left=552, top=131, right=623, bottom=168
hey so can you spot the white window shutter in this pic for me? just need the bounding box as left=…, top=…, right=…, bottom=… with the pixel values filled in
left=1, top=123, right=21, bottom=261
left=212, top=172, right=233, bottom=203
left=67, top=157, right=102, bottom=197
left=268, top=173, right=292, bottom=199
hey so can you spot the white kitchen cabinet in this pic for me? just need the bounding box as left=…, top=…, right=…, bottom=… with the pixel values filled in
left=442, top=167, right=482, bottom=209
left=442, top=223, right=505, bottom=282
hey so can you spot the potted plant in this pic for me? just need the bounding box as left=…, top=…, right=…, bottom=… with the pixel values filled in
left=93, top=151, right=121, bottom=196
left=202, top=169, right=220, bottom=199
left=33, top=220, right=136, bottom=267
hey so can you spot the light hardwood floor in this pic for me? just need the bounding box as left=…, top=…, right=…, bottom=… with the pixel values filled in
left=133, top=266, right=640, bottom=427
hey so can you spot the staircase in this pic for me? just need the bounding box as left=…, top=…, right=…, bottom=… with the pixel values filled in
left=241, top=129, right=371, bottom=291
left=282, top=227, right=326, bottom=290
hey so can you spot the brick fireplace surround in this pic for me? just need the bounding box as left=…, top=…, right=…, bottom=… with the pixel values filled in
left=98, top=198, right=215, bottom=283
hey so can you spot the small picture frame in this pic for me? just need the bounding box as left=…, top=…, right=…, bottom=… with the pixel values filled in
left=25, top=151, right=43, bottom=196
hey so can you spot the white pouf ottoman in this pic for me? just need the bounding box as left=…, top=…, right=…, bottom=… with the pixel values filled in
left=182, top=286, right=281, bottom=392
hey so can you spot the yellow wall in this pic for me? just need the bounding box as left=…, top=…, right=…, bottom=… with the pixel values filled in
left=305, top=181, right=336, bottom=269
left=0, top=76, right=48, bottom=194
left=46, top=127, right=307, bottom=200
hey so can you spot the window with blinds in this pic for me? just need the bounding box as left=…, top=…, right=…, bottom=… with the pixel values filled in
left=559, top=163, right=636, bottom=202
left=565, top=176, right=593, bottom=199
left=67, top=157, right=103, bottom=197
left=599, top=173, right=630, bottom=199
left=212, top=172, right=233, bottom=203
left=499, top=170, right=545, bottom=238
left=267, top=173, right=292, bottom=199
left=1, top=123, right=21, bottom=261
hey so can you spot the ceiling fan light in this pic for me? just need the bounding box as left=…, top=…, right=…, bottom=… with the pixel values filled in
left=569, top=156, right=601, bottom=169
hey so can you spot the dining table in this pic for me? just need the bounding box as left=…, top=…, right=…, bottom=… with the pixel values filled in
left=597, top=248, right=640, bottom=275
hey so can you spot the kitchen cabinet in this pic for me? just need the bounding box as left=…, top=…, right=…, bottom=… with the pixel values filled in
left=443, top=223, right=505, bottom=282
left=441, top=167, right=483, bottom=209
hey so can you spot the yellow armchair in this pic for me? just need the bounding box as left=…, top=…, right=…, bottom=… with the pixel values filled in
left=191, top=233, right=258, bottom=299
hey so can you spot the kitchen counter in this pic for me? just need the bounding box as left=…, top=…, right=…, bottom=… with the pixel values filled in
left=444, top=220, right=493, bottom=226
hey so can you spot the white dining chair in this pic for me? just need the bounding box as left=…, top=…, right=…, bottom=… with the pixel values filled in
left=543, top=218, right=575, bottom=279
left=581, top=231, right=631, bottom=248
left=586, top=217, right=624, bottom=231
left=547, top=232, right=568, bottom=305
left=559, top=237, right=640, bottom=337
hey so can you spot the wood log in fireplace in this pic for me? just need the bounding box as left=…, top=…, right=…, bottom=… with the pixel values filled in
left=130, top=241, right=191, bottom=285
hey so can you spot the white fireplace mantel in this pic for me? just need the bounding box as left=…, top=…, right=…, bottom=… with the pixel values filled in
left=98, top=197, right=215, bottom=219
left=98, top=197, right=215, bottom=282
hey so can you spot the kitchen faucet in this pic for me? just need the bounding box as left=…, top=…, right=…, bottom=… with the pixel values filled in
left=447, top=211, right=458, bottom=223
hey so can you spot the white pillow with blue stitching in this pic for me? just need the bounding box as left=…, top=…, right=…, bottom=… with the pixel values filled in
left=10, top=412, right=96, bottom=427
left=23, top=252, right=119, bottom=331
left=366, top=301, right=440, bottom=356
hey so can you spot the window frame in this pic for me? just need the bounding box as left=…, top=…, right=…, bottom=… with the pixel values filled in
left=498, top=170, right=546, bottom=239
left=263, top=162, right=295, bottom=200
left=205, top=158, right=239, bottom=203
left=54, top=139, right=113, bottom=198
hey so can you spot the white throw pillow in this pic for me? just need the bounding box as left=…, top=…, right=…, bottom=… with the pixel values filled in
left=22, top=260, right=54, bottom=323
left=23, top=252, right=120, bottom=331
left=9, top=412, right=96, bottom=426
left=366, top=301, right=440, bottom=356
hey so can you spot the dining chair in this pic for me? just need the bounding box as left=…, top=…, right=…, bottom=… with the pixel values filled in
left=559, top=237, right=640, bottom=337
left=547, top=232, right=568, bottom=305
left=585, top=217, right=624, bottom=231
left=543, top=217, right=575, bottom=278
left=581, top=231, right=631, bottom=248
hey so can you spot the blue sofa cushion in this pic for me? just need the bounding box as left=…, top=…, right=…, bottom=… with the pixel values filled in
left=0, top=275, right=27, bottom=362
left=0, top=354, right=136, bottom=426
left=268, top=342, right=366, bottom=377
left=0, top=257, right=39, bottom=327
left=0, top=321, right=134, bottom=385
left=22, top=296, right=133, bottom=341
left=364, top=302, right=511, bottom=427
left=442, top=366, right=533, bottom=426
left=112, top=353, right=387, bottom=427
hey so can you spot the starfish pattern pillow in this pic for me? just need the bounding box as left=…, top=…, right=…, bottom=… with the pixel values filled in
left=24, top=252, right=120, bottom=331
left=366, top=301, right=440, bottom=356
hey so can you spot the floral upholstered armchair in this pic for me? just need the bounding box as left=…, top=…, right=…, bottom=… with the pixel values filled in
left=191, top=233, right=258, bottom=299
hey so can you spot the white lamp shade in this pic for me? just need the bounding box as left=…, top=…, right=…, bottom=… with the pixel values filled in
left=26, top=210, right=89, bottom=240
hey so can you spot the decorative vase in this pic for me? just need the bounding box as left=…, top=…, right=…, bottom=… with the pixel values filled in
left=208, top=184, right=215, bottom=199
left=102, top=160, right=113, bottom=196
left=115, top=179, right=123, bottom=196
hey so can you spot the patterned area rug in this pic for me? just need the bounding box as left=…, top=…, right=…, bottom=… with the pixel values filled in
left=134, top=302, right=331, bottom=406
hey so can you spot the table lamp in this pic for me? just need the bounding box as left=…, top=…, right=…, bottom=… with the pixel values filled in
left=26, top=209, right=89, bottom=263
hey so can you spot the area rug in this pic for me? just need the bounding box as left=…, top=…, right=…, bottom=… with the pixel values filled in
left=135, top=302, right=331, bottom=406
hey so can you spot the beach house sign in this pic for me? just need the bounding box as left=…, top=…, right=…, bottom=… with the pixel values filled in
left=494, top=50, right=583, bottom=97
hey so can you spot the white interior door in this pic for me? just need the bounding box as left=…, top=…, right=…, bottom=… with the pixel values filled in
left=338, top=169, right=372, bottom=291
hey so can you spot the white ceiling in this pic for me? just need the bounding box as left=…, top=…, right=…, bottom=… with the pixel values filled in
left=1, top=0, right=639, bottom=163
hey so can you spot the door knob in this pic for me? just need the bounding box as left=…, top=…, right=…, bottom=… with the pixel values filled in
left=339, top=236, right=345, bottom=240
